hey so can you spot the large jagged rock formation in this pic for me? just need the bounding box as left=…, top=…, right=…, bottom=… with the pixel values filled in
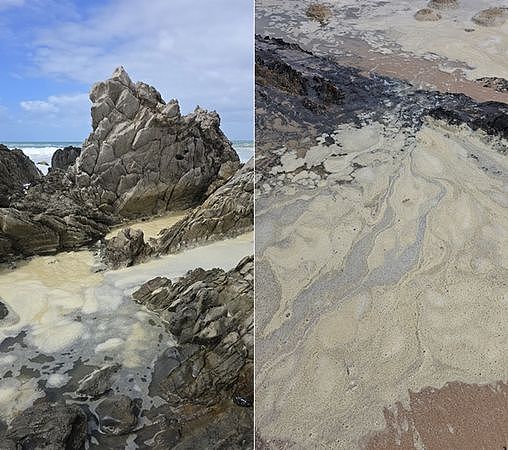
left=0, top=144, right=42, bottom=207
left=101, top=159, right=254, bottom=269
left=74, top=66, right=239, bottom=218
left=0, top=67, right=239, bottom=261
left=132, top=256, right=253, bottom=448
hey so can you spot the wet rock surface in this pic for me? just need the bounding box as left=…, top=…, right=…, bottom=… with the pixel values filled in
left=255, top=35, right=508, bottom=183
left=2, top=399, right=87, bottom=450
left=0, top=144, right=42, bottom=208
left=50, top=146, right=81, bottom=171
left=132, top=255, right=253, bottom=448
left=0, top=67, right=239, bottom=262
left=96, top=394, right=140, bottom=435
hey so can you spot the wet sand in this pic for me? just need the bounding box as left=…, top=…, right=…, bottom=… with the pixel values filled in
left=257, top=0, right=508, bottom=103
left=106, top=211, right=188, bottom=240
left=255, top=118, right=508, bottom=448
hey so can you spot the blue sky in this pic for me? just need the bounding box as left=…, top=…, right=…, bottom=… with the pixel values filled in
left=0, top=0, right=253, bottom=141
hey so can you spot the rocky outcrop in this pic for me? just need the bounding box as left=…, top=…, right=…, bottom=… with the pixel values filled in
left=2, top=400, right=87, bottom=450
left=0, top=67, right=239, bottom=261
left=100, top=160, right=253, bottom=269
left=0, top=144, right=41, bottom=207
left=154, top=158, right=254, bottom=255
left=477, top=77, right=508, bottom=93
left=132, top=256, right=253, bottom=447
left=472, top=7, right=508, bottom=27
left=96, top=395, right=140, bottom=436
left=101, top=227, right=151, bottom=269
left=50, top=146, right=81, bottom=171
left=414, top=8, right=441, bottom=21
left=0, top=169, right=112, bottom=260
left=74, top=66, right=239, bottom=218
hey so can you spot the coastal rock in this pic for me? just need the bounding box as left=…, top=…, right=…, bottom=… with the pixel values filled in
left=0, top=144, right=41, bottom=207
left=0, top=300, right=8, bottom=320
left=428, top=0, right=458, bottom=10
left=132, top=256, right=253, bottom=445
left=0, top=169, right=112, bottom=260
left=75, top=66, right=239, bottom=218
left=102, top=227, right=150, bottom=269
left=414, top=8, right=441, bottom=21
left=477, top=76, right=508, bottom=93
left=96, top=395, right=140, bottom=435
left=4, top=400, right=87, bottom=450
left=472, top=7, right=508, bottom=27
left=76, top=363, right=121, bottom=399
left=50, top=146, right=81, bottom=171
left=154, top=158, right=254, bottom=255
left=0, top=67, right=239, bottom=262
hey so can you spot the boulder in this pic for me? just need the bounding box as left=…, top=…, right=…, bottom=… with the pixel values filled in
left=472, top=7, right=508, bottom=27
left=4, top=400, right=87, bottom=450
left=428, top=0, right=458, bottom=9
left=414, top=8, right=441, bottom=21
left=102, top=227, right=150, bottom=269
left=96, top=395, right=140, bottom=435
left=50, top=146, right=81, bottom=171
left=0, top=144, right=41, bottom=207
left=76, top=363, right=121, bottom=399
left=0, top=300, right=8, bottom=320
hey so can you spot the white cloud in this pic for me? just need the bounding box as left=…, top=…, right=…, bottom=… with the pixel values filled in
left=20, top=93, right=89, bottom=115
left=28, top=0, right=253, bottom=137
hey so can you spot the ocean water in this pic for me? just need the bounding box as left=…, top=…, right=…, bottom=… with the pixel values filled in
left=2, top=140, right=254, bottom=175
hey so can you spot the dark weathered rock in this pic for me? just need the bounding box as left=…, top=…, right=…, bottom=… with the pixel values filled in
left=154, top=158, right=254, bottom=255
left=132, top=256, right=253, bottom=447
left=50, top=146, right=81, bottom=171
left=0, top=300, right=8, bottom=320
left=0, top=144, right=41, bottom=208
left=477, top=76, right=508, bottom=93
left=76, top=363, right=121, bottom=399
left=4, top=400, right=87, bottom=450
left=74, top=66, right=239, bottom=218
left=0, top=169, right=112, bottom=260
left=102, top=227, right=151, bottom=269
left=96, top=395, right=140, bottom=435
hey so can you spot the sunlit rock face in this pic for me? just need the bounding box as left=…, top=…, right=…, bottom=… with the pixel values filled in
left=75, top=66, right=240, bottom=218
